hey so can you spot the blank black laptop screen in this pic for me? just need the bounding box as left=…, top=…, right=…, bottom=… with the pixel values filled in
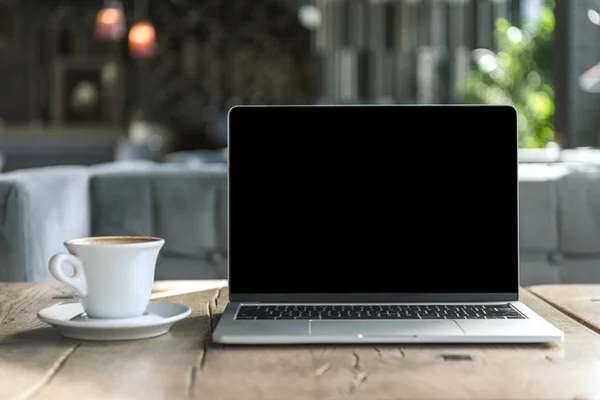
left=228, top=105, right=518, bottom=297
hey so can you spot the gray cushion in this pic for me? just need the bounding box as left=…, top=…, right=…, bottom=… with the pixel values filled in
left=519, top=180, right=558, bottom=251
left=90, top=164, right=227, bottom=259
left=557, top=168, right=600, bottom=254
left=0, top=166, right=90, bottom=282
left=518, top=164, right=567, bottom=252
left=560, top=257, right=600, bottom=283
left=90, top=171, right=154, bottom=237
left=520, top=252, right=561, bottom=286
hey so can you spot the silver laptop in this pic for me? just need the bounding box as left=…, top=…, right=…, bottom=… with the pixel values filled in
left=212, top=104, right=564, bottom=344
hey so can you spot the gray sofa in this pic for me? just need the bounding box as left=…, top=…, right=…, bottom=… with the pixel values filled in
left=3, top=160, right=600, bottom=285
left=0, top=161, right=227, bottom=282
left=518, top=163, right=600, bottom=285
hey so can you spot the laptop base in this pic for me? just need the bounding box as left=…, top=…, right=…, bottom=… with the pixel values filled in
left=213, top=302, right=564, bottom=344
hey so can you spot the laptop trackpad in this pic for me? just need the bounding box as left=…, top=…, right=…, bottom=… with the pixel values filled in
left=309, top=320, right=464, bottom=337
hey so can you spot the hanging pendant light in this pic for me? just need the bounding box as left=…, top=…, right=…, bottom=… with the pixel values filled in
left=128, top=21, right=156, bottom=57
left=95, top=0, right=125, bottom=41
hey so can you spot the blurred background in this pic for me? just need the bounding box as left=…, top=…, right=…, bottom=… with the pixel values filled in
left=0, top=0, right=587, bottom=171
left=7, top=0, right=600, bottom=285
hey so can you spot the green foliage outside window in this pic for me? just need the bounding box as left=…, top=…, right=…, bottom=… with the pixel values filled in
left=461, top=0, right=555, bottom=148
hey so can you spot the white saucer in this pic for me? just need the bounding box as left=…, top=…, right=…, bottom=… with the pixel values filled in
left=38, top=302, right=192, bottom=341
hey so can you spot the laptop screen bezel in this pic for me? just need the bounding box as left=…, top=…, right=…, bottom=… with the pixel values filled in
left=227, top=104, right=520, bottom=303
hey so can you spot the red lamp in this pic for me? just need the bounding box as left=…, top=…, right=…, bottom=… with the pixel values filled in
left=95, top=1, right=125, bottom=40
left=128, top=21, right=156, bottom=57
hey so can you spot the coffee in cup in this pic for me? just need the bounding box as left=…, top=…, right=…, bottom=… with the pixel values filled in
left=48, top=236, right=164, bottom=319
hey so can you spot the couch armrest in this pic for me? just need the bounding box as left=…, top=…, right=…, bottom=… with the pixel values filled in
left=0, top=167, right=90, bottom=282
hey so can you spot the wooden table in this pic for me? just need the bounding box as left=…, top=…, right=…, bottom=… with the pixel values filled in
left=2, top=282, right=600, bottom=400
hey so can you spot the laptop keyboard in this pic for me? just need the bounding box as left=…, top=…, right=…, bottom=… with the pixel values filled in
left=235, top=304, right=526, bottom=320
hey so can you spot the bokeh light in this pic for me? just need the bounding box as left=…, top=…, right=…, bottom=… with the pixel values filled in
left=95, top=7, right=125, bottom=40
left=128, top=21, right=156, bottom=57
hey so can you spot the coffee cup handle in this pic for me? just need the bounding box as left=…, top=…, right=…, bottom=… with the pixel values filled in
left=49, top=253, right=88, bottom=297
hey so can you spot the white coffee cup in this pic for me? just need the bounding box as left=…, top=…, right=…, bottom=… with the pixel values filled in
left=49, top=236, right=165, bottom=319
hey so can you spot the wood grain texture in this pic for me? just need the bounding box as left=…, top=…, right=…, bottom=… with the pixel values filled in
left=3, top=282, right=600, bottom=400
left=0, top=283, right=78, bottom=400
left=528, top=284, right=600, bottom=334
left=304, top=289, right=600, bottom=400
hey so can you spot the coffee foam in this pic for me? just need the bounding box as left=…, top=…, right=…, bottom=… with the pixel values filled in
left=67, top=236, right=161, bottom=245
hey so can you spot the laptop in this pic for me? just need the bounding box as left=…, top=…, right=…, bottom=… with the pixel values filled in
left=212, top=104, right=564, bottom=344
